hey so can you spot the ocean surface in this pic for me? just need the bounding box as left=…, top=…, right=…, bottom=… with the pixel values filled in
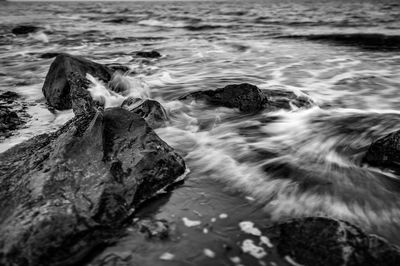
left=1, top=0, right=400, bottom=265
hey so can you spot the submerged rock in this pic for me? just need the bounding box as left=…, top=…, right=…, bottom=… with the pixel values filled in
left=135, top=50, right=161, bottom=58
left=180, top=83, right=268, bottom=113
left=261, top=88, right=313, bottom=110
left=0, top=91, right=30, bottom=139
left=122, top=98, right=168, bottom=129
left=11, top=25, right=41, bottom=35
left=0, top=100, right=185, bottom=265
left=363, top=131, right=400, bottom=171
left=136, top=219, right=171, bottom=240
left=179, top=83, right=313, bottom=113
left=42, top=53, right=114, bottom=110
left=270, top=217, right=400, bottom=266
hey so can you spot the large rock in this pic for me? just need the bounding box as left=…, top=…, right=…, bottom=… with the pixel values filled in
left=363, top=131, right=400, bottom=171
left=179, top=83, right=268, bottom=113
left=270, top=217, right=400, bottom=266
left=122, top=98, right=168, bottom=129
left=42, top=54, right=113, bottom=110
left=0, top=97, right=185, bottom=265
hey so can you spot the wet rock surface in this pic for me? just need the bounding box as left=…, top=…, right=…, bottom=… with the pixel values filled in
left=179, top=83, right=268, bottom=113
left=122, top=98, right=168, bottom=129
left=42, top=54, right=114, bottom=110
left=135, top=218, right=171, bottom=240
left=179, top=83, right=313, bottom=113
left=363, top=130, right=400, bottom=171
left=0, top=100, right=185, bottom=265
left=270, top=217, right=400, bottom=266
left=0, top=91, right=30, bottom=140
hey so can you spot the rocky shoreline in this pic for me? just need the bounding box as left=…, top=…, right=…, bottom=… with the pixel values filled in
left=1, top=54, right=400, bottom=265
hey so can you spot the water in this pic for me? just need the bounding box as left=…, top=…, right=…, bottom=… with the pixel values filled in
left=1, top=0, right=400, bottom=264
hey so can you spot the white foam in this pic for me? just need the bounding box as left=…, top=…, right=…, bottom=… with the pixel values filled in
left=241, top=239, right=267, bottom=259
left=182, top=217, right=201, bottom=227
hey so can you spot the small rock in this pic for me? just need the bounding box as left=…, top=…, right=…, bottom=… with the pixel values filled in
left=137, top=219, right=170, bottom=240
left=12, top=25, right=41, bottom=35
left=179, top=83, right=268, bottom=113
left=135, top=50, right=161, bottom=58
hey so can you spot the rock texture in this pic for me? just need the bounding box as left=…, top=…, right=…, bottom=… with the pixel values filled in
left=270, top=217, right=400, bottom=266
left=0, top=91, right=30, bottom=139
left=122, top=98, right=168, bottom=129
left=179, top=83, right=268, bottom=113
left=0, top=82, right=185, bottom=265
left=363, top=131, right=400, bottom=171
left=179, top=83, right=313, bottom=113
left=42, top=54, right=113, bottom=110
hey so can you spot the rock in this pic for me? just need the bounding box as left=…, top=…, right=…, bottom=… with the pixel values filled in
left=179, top=84, right=313, bottom=113
left=179, top=83, right=268, bottom=113
left=0, top=91, right=30, bottom=140
left=122, top=98, right=168, bottom=129
left=106, top=64, right=131, bottom=73
left=103, top=18, right=132, bottom=24
left=11, top=25, right=41, bottom=35
left=363, top=131, right=400, bottom=171
left=136, top=219, right=171, bottom=239
left=135, top=50, right=161, bottom=58
left=40, top=52, right=61, bottom=59
left=42, top=53, right=114, bottom=110
left=270, top=217, right=400, bottom=266
left=0, top=105, right=185, bottom=265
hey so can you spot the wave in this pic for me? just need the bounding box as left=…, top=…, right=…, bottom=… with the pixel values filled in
left=138, top=19, right=187, bottom=28
left=277, top=33, right=400, bottom=51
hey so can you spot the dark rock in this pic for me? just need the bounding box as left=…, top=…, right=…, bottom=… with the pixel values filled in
left=106, top=64, right=131, bottom=73
left=179, top=83, right=268, bottom=113
left=11, top=25, right=41, bottom=35
left=0, top=91, right=30, bottom=140
left=179, top=84, right=313, bottom=113
left=277, top=33, right=400, bottom=52
left=363, top=131, right=400, bottom=171
left=40, top=52, right=61, bottom=59
left=270, top=217, right=400, bottom=266
left=122, top=98, right=168, bottom=129
left=42, top=54, right=114, bottom=110
left=0, top=105, right=185, bottom=265
left=136, top=219, right=170, bottom=239
left=103, top=18, right=132, bottom=24
left=68, top=72, right=97, bottom=116
left=135, top=50, right=161, bottom=58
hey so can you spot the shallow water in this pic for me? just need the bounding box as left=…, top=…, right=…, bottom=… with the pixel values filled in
left=1, top=0, right=400, bottom=264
